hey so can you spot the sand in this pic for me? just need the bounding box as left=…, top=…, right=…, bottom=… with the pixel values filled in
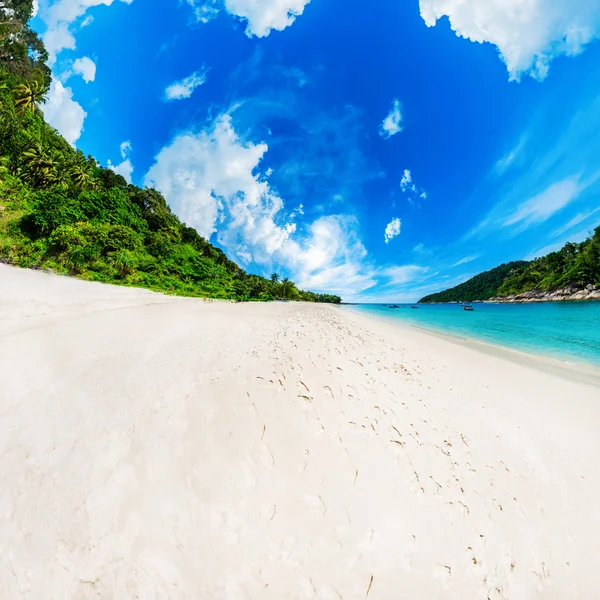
left=1, top=263, right=599, bottom=599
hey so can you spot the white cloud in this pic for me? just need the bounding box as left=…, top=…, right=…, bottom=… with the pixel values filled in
left=226, top=0, right=312, bottom=36
left=400, top=168, right=427, bottom=204
left=400, top=169, right=412, bottom=191
left=164, top=69, right=208, bottom=101
left=145, top=115, right=273, bottom=242
left=419, top=0, right=600, bottom=81
left=42, top=80, right=87, bottom=146
left=107, top=140, right=134, bottom=183
left=379, top=99, right=404, bottom=138
left=145, top=115, right=376, bottom=298
left=384, top=217, right=401, bottom=244
left=71, top=56, right=96, bottom=82
left=452, top=255, right=479, bottom=267
left=524, top=227, right=597, bottom=260
left=552, top=206, right=600, bottom=236
left=185, top=0, right=219, bottom=22
left=381, top=265, right=429, bottom=285
left=504, top=176, right=581, bottom=231
left=186, top=0, right=311, bottom=37
left=42, top=0, right=134, bottom=63
left=288, top=216, right=377, bottom=298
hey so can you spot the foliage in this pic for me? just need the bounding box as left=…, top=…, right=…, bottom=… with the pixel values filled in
left=0, top=13, right=341, bottom=303
left=421, top=229, right=600, bottom=302
left=420, top=261, right=528, bottom=303
left=497, top=228, right=600, bottom=295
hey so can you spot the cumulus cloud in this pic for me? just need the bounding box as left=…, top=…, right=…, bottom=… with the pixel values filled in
left=145, top=115, right=275, bottom=243
left=384, top=217, right=401, bottom=244
left=145, top=115, right=375, bottom=298
left=186, top=0, right=311, bottom=37
left=68, top=56, right=96, bottom=82
left=164, top=68, right=208, bottom=101
left=42, top=80, right=87, bottom=146
left=289, top=216, right=376, bottom=297
left=42, top=0, right=134, bottom=62
left=419, top=0, right=600, bottom=81
left=107, top=141, right=134, bottom=183
left=379, top=99, right=403, bottom=138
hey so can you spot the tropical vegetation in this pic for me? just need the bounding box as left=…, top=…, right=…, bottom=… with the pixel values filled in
left=0, top=0, right=341, bottom=303
left=420, top=228, right=600, bottom=302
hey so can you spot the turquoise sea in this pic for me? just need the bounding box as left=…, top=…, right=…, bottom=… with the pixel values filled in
left=352, top=302, right=600, bottom=367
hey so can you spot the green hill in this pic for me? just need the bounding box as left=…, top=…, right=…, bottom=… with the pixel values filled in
left=419, top=261, right=528, bottom=303
left=0, top=1, right=340, bottom=304
left=420, top=229, right=600, bottom=303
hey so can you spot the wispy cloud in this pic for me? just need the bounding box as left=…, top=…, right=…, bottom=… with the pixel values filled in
left=524, top=227, right=598, bottom=261
left=552, top=206, right=600, bottom=237
left=379, top=99, right=404, bottom=138
left=503, top=176, right=581, bottom=232
left=452, top=255, right=479, bottom=267
left=164, top=68, right=208, bottom=101
left=400, top=169, right=427, bottom=205
left=380, top=265, right=429, bottom=285
left=494, top=134, right=528, bottom=176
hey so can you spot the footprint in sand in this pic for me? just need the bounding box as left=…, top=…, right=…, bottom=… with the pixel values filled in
left=298, top=449, right=310, bottom=473
left=399, top=534, right=416, bottom=571
left=211, top=509, right=242, bottom=545
left=303, top=493, right=327, bottom=516
left=433, top=563, right=453, bottom=589
left=259, top=503, right=277, bottom=523
left=258, top=443, right=275, bottom=470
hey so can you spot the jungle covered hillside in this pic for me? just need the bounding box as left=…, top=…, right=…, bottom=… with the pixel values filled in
left=0, top=1, right=341, bottom=303
left=420, top=228, right=600, bottom=303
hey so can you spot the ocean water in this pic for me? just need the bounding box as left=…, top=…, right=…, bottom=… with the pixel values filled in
left=352, top=302, right=600, bottom=367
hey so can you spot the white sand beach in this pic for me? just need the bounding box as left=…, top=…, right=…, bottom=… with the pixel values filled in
left=1, top=263, right=599, bottom=599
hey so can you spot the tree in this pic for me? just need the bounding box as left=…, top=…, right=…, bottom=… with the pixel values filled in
left=281, top=277, right=290, bottom=299
left=68, top=152, right=97, bottom=190
left=270, top=273, right=279, bottom=284
left=13, top=79, right=45, bottom=115
left=21, top=144, right=66, bottom=188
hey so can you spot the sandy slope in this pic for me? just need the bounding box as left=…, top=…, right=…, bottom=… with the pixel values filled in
left=1, top=264, right=599, bottom=599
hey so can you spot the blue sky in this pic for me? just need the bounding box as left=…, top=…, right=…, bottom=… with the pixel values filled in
left=34, top=0, right=600, bottom=301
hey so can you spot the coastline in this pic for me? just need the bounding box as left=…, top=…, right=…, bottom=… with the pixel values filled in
left=344, top=305, right=600, bottom=386
left=2, top=265, right=600, bottom=598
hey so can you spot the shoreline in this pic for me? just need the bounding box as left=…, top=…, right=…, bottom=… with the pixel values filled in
left=343, top=306, right=600, bottom=387
left=2, top=265, right=600, bottom=598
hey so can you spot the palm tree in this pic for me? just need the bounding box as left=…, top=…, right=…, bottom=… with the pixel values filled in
left=69, top=163, right=96, bottom=189
left=281, top=277, right=290, bottom=299
left=13, top=80, right=46, bottom=115
left=68, top=153, right=97, bottom=189
left=21, top=144, right=66, bottom=188
left=270, top=273, right=280, bottom=284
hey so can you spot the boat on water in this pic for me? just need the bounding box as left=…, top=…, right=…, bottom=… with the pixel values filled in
left=411, top=305, right=419, bottom=309
left=463, top=304, right=474, bottom=311
left=389, top=305, right=400, bottom=309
